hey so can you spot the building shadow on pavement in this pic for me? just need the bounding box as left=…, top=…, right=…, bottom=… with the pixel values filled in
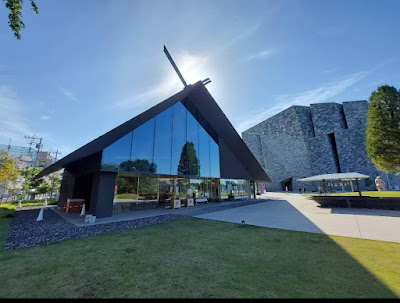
left=330, top=207, right=400, bottom=218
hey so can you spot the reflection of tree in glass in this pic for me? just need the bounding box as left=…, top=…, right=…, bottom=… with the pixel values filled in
left=101, top=163, right=119, bottom=171
left=116, top=176, right=137, bottom=194
left=119, top=159, right=156, bottom=173
left=178, top=142, right=199, bottom=176
left=138, top=176, right=158, bottom=200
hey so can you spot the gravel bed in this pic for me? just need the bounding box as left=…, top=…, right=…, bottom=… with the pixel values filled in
left=4, top=199, right=269, bottom=251
left=4, top=209, right=184, bottom=251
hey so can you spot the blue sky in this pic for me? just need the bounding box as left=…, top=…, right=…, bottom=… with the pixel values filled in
left=1, top=0, right=399, bottom=157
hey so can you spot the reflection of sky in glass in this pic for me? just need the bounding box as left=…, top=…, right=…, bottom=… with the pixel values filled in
left=102, top=132, right=132, bottom=169
left=199, top=125, right=210, bottom=177
left=171, top=102, right=187, bottom=175
left=132, top=118, right=155, bottom=163
left=101, top=100, right=220, bottom=178
left=187, top=110, right=199, bottom=176
left=154, top=107, right=172, bottom=175
left=210, top=138, right=220, bottom=178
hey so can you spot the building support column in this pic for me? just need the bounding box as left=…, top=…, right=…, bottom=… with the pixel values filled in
left=356, top=179, right=362, bottom=196
left=57, top=170, right=75, bottom=207
left=89, top=171, right=117, bottom=218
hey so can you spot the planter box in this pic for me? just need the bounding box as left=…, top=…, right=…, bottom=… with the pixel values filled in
left=171, top=199, right=181, bottom=209
left=186, top=198, right=194, bottom=207
left=309, top=196, right=400, bottom=210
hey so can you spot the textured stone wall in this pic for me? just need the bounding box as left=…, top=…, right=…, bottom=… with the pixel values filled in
left=243, top=100, right=400, bottom=192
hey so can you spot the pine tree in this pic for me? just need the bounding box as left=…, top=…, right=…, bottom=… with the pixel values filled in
left=177, top=142, right=199, bottom=176
left=366, top=85, right=400, bottom=174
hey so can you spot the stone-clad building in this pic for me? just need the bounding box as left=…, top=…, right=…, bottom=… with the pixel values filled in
left=242, top=100, right=400, bottom=192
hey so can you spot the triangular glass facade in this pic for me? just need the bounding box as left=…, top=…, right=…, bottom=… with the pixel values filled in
left=101, top=99, right=220, bottom=178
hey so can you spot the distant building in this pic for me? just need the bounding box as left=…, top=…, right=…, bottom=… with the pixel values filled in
left=242, top=100, right=400, bottom=192
left=0, top=144, right=59, bottom=199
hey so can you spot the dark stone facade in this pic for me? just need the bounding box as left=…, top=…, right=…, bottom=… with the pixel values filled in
left=243, top=101, right=400, bottom=192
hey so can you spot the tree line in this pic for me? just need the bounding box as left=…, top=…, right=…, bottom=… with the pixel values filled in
left=0, top=150, right=61, bottom=202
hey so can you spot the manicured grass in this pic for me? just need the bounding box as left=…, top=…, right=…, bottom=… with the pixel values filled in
left=0, top=198, right=57, bottom=210
left=115, top=193, right=140, bottom=200
left=0, top=210, right=399, bottom=298
left=302, top=191, right=400, bottom=197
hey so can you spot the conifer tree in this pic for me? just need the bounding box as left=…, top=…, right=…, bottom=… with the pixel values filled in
left=366, top=85, right=400, bottom=174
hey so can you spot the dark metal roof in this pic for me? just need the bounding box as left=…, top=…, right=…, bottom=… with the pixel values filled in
left=37, top=82, right=270, bottom=181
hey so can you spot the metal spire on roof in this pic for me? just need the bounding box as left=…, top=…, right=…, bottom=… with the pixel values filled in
left=163, top=45, right=212, bottom=89
left=163, top=45, right=187, bottom=88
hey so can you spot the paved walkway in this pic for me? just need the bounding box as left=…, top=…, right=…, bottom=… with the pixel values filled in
left=195, top=192, right=400, bottom=243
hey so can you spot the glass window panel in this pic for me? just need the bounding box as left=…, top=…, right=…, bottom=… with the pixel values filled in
left=210, top=138, right=220, bottom=178
left=189, top=178, right=211, bottom=198
left=199, top=126, right=210, bottom=177
left=138, top=175, right=158, bottom=201
left=220, top=179, right=230, bottom=200
left=175, top=177, right=189, bottom=199
left=186, top=111, right=200, bottom=176
left=131, top=118, right=156, bottom=173
left=114, top=175, right=138, bottom=202
left=172, top=102, right=187, bottom=176
left=159, top=177, right=174, bottom=204
left=219, top=179, right=249, bottom=200
left=154, top=107, right=172, bottom=175
left=101, top=132, right=133, bottom=171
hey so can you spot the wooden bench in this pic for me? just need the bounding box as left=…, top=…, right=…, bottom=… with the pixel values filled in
left=61, top=198, right=85, bottom=213
left=233, top=195, right=248, bottom=201
left=195, top=197, right=208, bottom=204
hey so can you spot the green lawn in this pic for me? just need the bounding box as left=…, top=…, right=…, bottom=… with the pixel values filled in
left=0, top=207, right=399, bottom=298
left=302, top=191, right=400, bottom=197
left=115, top=193, right=140, bottom=200
left=0, top=198, right=57, bottom=210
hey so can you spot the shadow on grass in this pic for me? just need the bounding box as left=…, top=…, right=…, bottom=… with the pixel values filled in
left=196, top=198, right=399, bottom=297
left=1, top=201, right=399, bottom=298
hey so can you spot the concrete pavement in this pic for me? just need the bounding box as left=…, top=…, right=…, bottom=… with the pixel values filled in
left=195, top=192, right=400, bottom=243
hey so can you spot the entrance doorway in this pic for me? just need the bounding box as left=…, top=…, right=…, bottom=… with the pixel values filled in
left=282, top=177, right=293, bottom=191
left=158, top=177, right=174, bottom=206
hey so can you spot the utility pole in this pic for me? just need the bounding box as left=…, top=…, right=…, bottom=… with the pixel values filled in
left=49, top=149, right=61, bottom=199
left=24, top=134, right=42, bottom=167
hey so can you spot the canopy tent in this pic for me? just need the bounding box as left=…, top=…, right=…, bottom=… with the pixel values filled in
left=297, top=172, right=370, bottom=196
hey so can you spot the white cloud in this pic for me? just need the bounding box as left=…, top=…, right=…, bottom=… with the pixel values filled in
left=235, top=71, right=368, bottom=134
left=0, top=84, right=67, bottom=155
left=60, top=87, right=78, bottom=102
left=0, top=85, right=32, bottom=144
left=244, top=49, right=275, bottom=62
left=113, top=52, right=209, bottom=111
left=40, top=115, right=51, bottom=120
left=112, top=20, right=265, bottom=113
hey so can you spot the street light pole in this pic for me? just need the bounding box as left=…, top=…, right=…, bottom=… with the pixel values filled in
left=49, top=149, right=61, bottom=199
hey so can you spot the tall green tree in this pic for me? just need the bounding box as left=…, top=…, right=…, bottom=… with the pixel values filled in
left=20, top=165, right=43, bottom=199
left=0, top=150, right=20, bottom=196
left=3, top=0, right=39, bottom=39
left=177, top=142, right=199, bottom=176
left=366, top=85, right=400, bottom=173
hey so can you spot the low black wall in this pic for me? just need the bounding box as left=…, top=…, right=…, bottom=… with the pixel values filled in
left=310, top=196, right=400, bottom=210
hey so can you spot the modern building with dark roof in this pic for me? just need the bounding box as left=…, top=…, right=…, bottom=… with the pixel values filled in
left=38, top=81, right=270, bottom=218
